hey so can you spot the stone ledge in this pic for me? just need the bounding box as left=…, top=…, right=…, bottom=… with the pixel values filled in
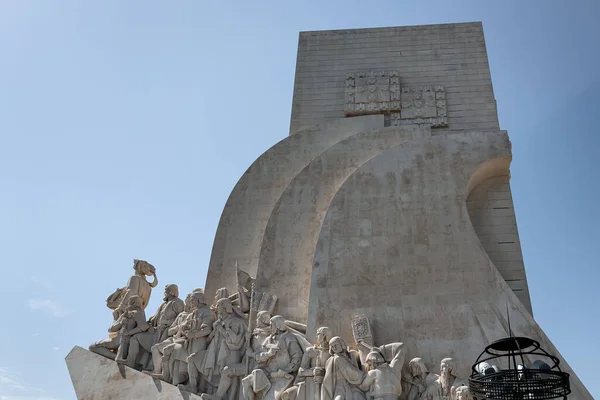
left=65, top=346, right=202, bottom=400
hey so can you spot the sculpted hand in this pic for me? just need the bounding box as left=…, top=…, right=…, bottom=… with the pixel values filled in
left=270, top=369, right=289, bottom=379
left=268, top=370, right=279, bottom=379
left=255, top=352, right=270, bottom=363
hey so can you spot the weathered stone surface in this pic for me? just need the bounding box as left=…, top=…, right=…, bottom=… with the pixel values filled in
left=466, top=175, right=533, bottom=311
left=287, top=22, right=530, bottom=313
left=305, top=131, right=591, bottom=398
left=66, top=346, right=202, bottom=399
left=255, top=125, right=430, bottom=326
left=290, top=22, right=498, bottom=135
left=205, top=115, right=384, bottom=297
left=307, top=131, right=514, bottom=346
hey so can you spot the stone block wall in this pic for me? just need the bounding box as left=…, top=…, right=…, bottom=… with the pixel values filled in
left=467, top=175, right=532, bottom=313
left=290, top=22, right=499, bottom=135
left=289, top=22, right=532, bottom=314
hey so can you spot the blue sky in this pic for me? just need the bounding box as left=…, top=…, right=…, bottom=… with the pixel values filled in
left=0, top=1, right=598, bottom=399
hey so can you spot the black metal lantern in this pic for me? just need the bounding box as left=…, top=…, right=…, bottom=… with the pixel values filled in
left=468, top=336, right=570, bottom=400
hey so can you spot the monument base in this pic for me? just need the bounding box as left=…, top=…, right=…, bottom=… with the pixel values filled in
left=65, top=346, right=202, bottom=400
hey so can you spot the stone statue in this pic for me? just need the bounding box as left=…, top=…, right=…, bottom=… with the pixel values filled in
left=321, top=336, right=366, bottom=400
left=200, top=311, right=273, bottom=400
left=250, top=311, right=273, bottom=354
left=422, top=358, right=466, bottom=400
left=190, top=297, right=247, bottom=396
left=87, top=269, right=477, bottom=400
left=146, top=291, right=195, bottom=378
left=161, top=291, right=214, bottom=386
left=114, top=295, right=150, bottom=365
left=454, top=385, right=472, bottom=400
left=405, top=357, right=438, bottom=400
left=150, top=284, right=186, bottom=342
left=114, top=259, right=158, bottom=320
left=242, top=315, right=304, bottom=400
left=125, top=283, right=185, bottom=369
left=212, top=287, right=230, bottom=310
left=287, top=326, right=333, bottom=400
left=357, top=347, right=404, bottom=400
left=88, top=324, right=120, bottom=360
left=89, top=260, right=158, bottom=360
left=90, top=295, right=144, bottom=360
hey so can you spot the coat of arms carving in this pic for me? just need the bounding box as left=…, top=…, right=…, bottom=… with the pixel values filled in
left=345, top=71, right=448, bottom=128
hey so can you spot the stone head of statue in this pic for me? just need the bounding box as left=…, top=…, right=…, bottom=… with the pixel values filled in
left=455, top=385, right=472, bottom=400
left=256, top=311, right=271, bottom=328
left=133, top=259, right=158, bottom=288
left=328, top=336, right=347, bottom=355
left=164, top=284, right=179, bottom=300
left=440, top=357, right=456, bottom=377
left=214, top=287, right=229, bottom=304
left=183, top=293, right=193, bottom=312
left=216, top=297, right=233, bottom=318
left=365, top=350, right=385, bottom=371
left=269, top=315, right=287, bottom=335
left=409, top=357, right=428, bottom=378
left=189, top=291, right=207, bottom=311
left=316, top=326, right=332, bottom=348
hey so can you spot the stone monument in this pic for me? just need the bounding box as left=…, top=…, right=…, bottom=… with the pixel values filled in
left=66, top=22, right=593, bottom=399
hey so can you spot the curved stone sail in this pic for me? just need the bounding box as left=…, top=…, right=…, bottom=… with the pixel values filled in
left=256, top=124, right=430, bottom=324
left=205, top=115, right=383, bottom=297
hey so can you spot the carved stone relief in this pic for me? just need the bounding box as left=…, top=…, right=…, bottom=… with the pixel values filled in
left=345, top=72, right=448, bottom=128
left=395, top=85, right=448, bottom=127
left=351, top=314, right=373, bottom=344
left=345, top=71, right=400, bottom=116
left=88, top=264, right=472, bottom=400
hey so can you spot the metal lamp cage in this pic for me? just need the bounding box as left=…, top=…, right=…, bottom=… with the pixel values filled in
left=468, top=337, right=571, bottom=400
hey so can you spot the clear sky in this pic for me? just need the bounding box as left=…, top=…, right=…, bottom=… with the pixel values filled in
left=0, top=1, right=598, bottom=399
